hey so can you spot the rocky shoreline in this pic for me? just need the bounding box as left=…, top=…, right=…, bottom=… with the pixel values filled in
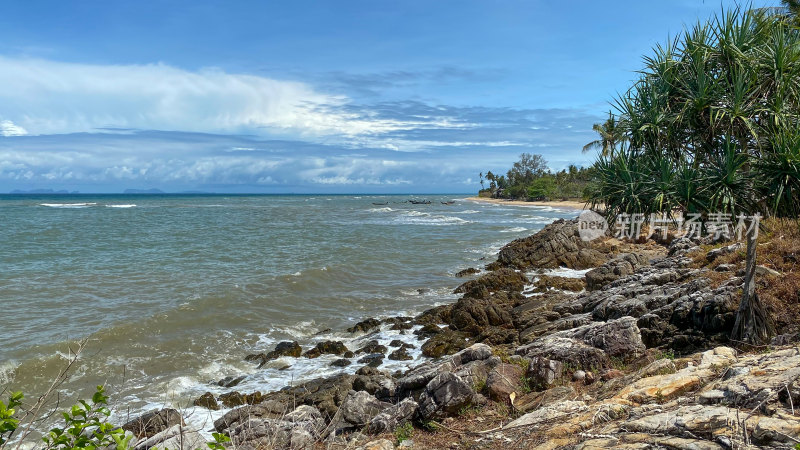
left=120, top=218, right=800, bottom=449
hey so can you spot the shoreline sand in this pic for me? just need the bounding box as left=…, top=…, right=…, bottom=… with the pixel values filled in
left=464, top=196, right=589, bottom=210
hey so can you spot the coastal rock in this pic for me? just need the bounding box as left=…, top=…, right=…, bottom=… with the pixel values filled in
left=557, top=316, right=645, bottom=359
left=526, top=356, right=564, bottom=390
left=219, top=390, right=262, bottom=407
left=505, top=401, right=589, bottom=428
left=357, top=439, right=395, bottom=450
left=417, top=372, right=477, bottom=420
left=388, top=347, right=413, bottom=361
left=366, top=398, right=418, bottom=434
left=623, top=404, right=800, bottom=447
left=214, top=400, right=289, bottom=432
left=122, top=408, right=184, bottom=439
left=455, top=267, right=480, bottom=277
left=420, top=329, right=469, bottom=357
left=348, top=318, right=381, bottom=334
left=532, top=275, right=585, bottom=293
left=331, top=358, right=352, bottom=367
left=245, top=341, right=303, bottom=367
left=339, top=390, right=391, bottom=427
left=449, top=294, right=515, bottom=333
left=356, top=340, right=388, bottom=355
left=133, top=424, right=205, bottom=450
left=584, top=253, right=649, bottom=291
left=516, top=336, right=611, bottom=372
left=453, top=268, right=528, bottom=295
left=397, top=344, right=493, bottom=395
left=414, top=304, right=452, bottom=325
left=226, top=415, right=321, bottom=450
left=491, top=218, right=610, bottom=270
left=485, top=363, right=524, bottom=401
left=217, top=375, right=246, bottom=388
left=193, top=392, right=219, bottom=410
left=353, top=367, right=396, bottom=401
left=700, top=346, right=800, bottom=410
left=358, top=353, right=385, bottom=367
left=304, top=340, right=348, bottom=358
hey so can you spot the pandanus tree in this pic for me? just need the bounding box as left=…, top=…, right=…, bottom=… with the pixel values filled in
left=588, top=6, right=800, bottom=219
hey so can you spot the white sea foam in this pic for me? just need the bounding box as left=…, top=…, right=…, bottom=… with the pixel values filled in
left=396, top=211, right=470, bottom=226
left=40, top=202, right=96, bottom=208
left=533, top=267, right=592, bottom=279
left=459, top=210, right=480, bottom=214
left=500, top=227, right=528, bottom=233
left=369, top=207, right=393, bottom=212
left=106, top=204, right=136, bottom=208
left=0, top=360, right=17, bottom=384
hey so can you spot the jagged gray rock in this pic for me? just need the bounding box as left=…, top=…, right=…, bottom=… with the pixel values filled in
left=418, top=372, right=477, bottom=420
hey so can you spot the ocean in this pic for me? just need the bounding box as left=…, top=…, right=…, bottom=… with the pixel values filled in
left=0, top=194, right=578, bottom=432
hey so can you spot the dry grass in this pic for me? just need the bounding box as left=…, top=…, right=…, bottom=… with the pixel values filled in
left=687, top=218, right=800, bottom=335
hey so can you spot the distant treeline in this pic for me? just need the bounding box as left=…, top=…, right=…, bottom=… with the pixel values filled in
left=478, top=153, right=594, bottom=201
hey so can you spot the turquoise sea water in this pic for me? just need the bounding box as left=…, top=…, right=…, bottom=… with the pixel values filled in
left=0, top=194, right=578, bottom=429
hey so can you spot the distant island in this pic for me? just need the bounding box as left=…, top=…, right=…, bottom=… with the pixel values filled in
left=122, top=188, right=165, bottom=194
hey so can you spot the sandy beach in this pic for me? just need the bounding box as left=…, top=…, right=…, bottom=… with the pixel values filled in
left=464, top=196, right=589, bottom=210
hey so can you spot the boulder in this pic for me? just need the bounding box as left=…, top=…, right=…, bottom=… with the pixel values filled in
left=339, top=390, right=391, bottom=427
left=214, top=400, right=289, bottom=432
left=353, top=367, right=396, bottom=401
left=348, top=318, right=381, bottom=334
left=246, top=341, right=302, bottom=367
left=388, top=347, right=413, bottom=361
left=366, top=398, right=418, bottom=434
left=123, top=408, right=184, bottom=439
left=455, top=267, right=480, bottom=277
left=557, top=316, right=645, bottom=359
left=526, top=357, right=564, bottom=390
left=485, top=363, right=524, bottom=401
left=397, top=344, right=493, bottom=394
left=453, top=268, right=528, bottom=295
left=421, top=330, right=469, bottom=357
left=133, top=424, right=205, bottom=450
left=358, top=353, right=385, bottom=367
left=449, top=296, right=514, bottom=333
left=516, top=336, right=611, bottom=372
left=417, top=372, right=477, bottom=420
left=356, top=340, right=388, bottom=354
left=414, top=304, right=452, bottom=326
left=532, top=275, right=585, bottom=293
left=193, top=392, right=219, bottom=410
left=304, top=341, right=348, bottom=358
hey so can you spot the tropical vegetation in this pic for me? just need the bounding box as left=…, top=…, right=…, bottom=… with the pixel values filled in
left=479, top=153, right=594, bottom=201
left=583, top=6, right=800, bottom=220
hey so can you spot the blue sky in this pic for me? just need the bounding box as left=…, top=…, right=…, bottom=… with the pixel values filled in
left=0, top=0, right=777, bottom=193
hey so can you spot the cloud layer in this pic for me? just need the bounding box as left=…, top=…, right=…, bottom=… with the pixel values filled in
left=0, top=56, right=599, bottom=192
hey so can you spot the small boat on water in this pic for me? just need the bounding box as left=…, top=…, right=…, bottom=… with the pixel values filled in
left=409, top=200, right=432, bottom=205
left=372, top=202, right=389, bottom=205
left=441, top=201, right=456, bottom=205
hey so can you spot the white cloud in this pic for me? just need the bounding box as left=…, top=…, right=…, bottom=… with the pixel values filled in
left=0, top=120, right=28, bottom=136
left=0, top=56, right=466, bottom=137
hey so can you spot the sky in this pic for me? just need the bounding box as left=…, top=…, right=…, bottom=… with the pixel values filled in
left=0, top=0, right=778, bottom=193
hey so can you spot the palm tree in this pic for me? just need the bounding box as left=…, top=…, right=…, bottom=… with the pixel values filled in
left=782, top=0, right=800, bottom=24
left=582, top=112, right=627, bottom=156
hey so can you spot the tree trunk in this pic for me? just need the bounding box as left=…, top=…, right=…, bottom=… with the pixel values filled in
left=730, top=227, right=774, bottom=345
